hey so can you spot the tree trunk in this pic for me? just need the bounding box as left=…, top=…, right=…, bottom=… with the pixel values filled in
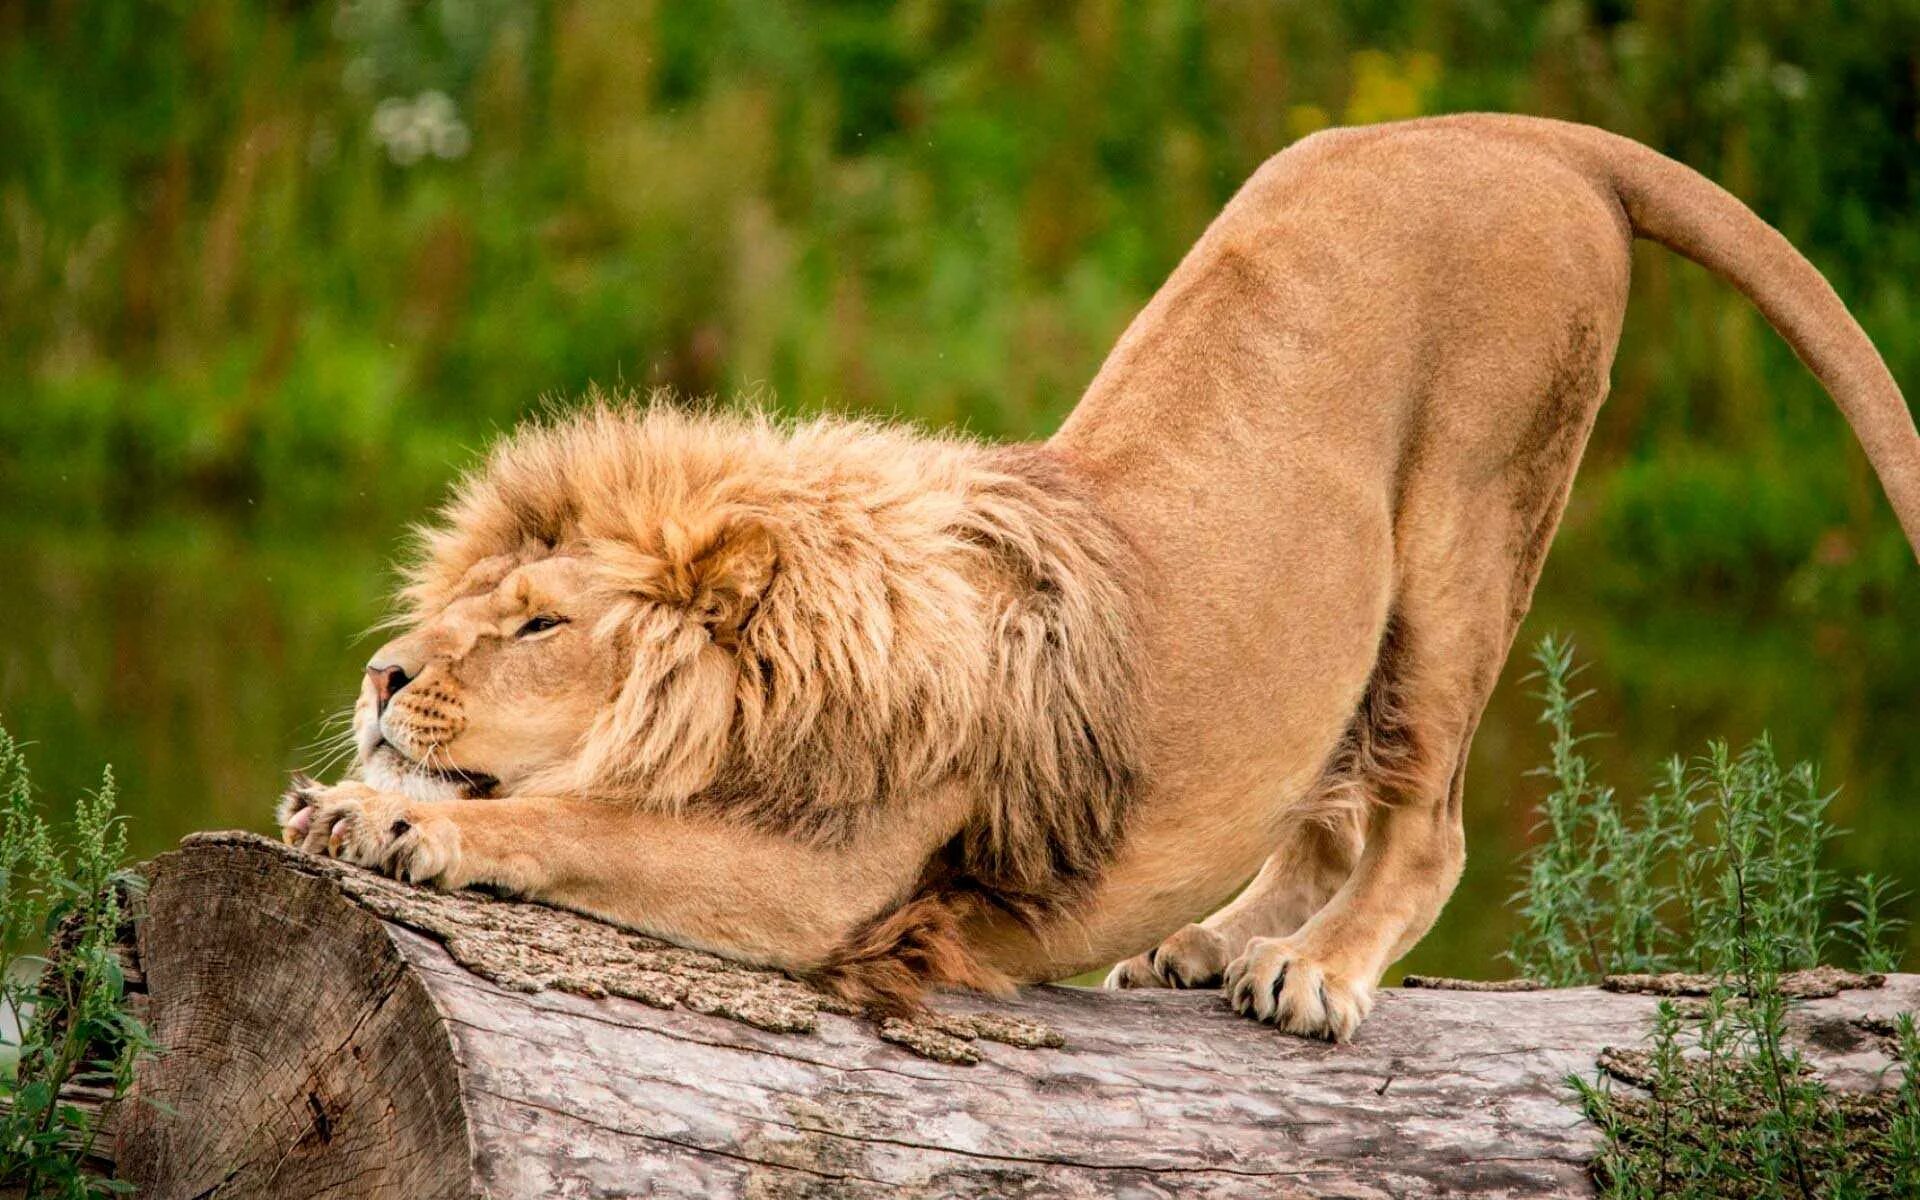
left=111, top=833, right=1914, bottom=1199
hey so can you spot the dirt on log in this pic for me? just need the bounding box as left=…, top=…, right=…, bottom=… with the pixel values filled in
left=110, top=832, right=1915, bottom=1199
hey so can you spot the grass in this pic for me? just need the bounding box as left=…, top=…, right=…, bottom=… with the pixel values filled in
left=1510, top=637, right=1919, bottom=1197
left=0, top=726, right=153, bottom=1198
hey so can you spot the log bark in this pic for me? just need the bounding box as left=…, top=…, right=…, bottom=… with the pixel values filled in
left=111, top=832, right=1916, bottom=1199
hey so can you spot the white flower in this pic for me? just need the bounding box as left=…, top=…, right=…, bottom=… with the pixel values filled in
left=371, top=91, right=472, bottom=165
left=372, top=97, right=412, bottom=142
left=415, top=90, right=456, bottom=126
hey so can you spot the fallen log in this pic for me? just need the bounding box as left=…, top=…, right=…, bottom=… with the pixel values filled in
left=110, top=833, right=1915, bottom=1199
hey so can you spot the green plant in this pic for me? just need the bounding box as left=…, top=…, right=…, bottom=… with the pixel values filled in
left=1573, top=998, right=1920, bottom=1198
left=0, top=724, right=153, bottom=1198
left=1510, top=637, right=1915, bottom=1197
left=1510, top=635, right=1900, bottom=984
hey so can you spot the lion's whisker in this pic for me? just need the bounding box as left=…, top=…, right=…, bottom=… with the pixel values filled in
left=297, top=746, right=358, bottom=782
left=293, top=725, right=359, bottom=774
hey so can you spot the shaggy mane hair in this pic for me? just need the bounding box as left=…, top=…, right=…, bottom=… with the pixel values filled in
left=401, top=395, right=1144, bottom=1006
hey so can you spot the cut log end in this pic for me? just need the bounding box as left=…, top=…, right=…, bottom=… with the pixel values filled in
left=120, top=841, right=472, bottom=1200
left=114, top=834, right=1919, bottom=1198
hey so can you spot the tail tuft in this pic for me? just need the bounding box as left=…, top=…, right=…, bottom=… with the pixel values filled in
left=807, top=891, right=1013, bottom=1015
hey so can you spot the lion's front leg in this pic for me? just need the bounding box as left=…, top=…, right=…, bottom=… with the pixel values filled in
left=279, top=778, right=474, bottom=889
left=276, top=779, right=970, bottom=975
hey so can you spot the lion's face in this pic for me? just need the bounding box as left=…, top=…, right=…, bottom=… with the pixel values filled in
left=355, top=553, right=626, bottom=801
left=355, top=466, right=785, bottom=806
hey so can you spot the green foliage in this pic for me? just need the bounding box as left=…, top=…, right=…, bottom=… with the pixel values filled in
left=1509, top=635, right=1900, bottom=985
left=3, top=0, right=1920, bottom=983
left=1509, top=637, right=1914, bottom=1197
left=0, top=725, right=153, bottom=1198
left=1575, top=1000, right=1920, bottom=1198
left=3, top=0, right=1920, bottom=585
left=1844, top=875, right=1910, bottom=977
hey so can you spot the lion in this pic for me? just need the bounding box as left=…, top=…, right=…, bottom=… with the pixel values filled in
left=280, top=114, right=1920, bottom=1041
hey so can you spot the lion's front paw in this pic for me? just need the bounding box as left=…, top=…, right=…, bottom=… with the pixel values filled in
left=277, top=772, right=329, bottom=845
left=280, top=779, right=463, bottom=887
left=1103, top=923, right=1231, bottom=990
left=1223, top=937, right=1373, bottom=1042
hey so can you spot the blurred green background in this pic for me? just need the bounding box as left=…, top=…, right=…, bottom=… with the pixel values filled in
left=1, top=0, right=1916, bottom=979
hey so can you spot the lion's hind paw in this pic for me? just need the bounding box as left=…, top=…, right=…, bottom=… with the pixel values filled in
left=1103, top=923, right=1231, bottom=991
left=1223, top=937, right=1373, bottom=1042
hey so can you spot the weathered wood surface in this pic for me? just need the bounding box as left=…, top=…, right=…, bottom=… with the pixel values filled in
left=115, top=832, right=1917, bottom=1199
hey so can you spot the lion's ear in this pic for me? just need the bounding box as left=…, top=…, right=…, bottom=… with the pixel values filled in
left=673, top=512, right=777, bottom=635
left=599, top=509, right=777, bottom=636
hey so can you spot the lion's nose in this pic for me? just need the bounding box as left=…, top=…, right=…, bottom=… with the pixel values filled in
left=366, top=663, right=414, bottom=714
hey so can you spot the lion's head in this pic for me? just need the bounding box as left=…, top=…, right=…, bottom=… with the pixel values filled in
left=351, top=396, right=1143, bottom=920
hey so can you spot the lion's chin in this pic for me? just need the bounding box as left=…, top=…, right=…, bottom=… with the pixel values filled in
left=360, top=741, right=498, bottom=802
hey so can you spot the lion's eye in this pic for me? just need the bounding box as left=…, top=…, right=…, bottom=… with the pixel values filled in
left=515, top=614, right=568, bottom=638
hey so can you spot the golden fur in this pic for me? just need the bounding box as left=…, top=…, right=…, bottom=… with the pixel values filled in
left=284, top=401, right=1143, bottom=1006
left=283, top=115, right=1920, bottom=1038
left=418, top=405, right=1142, bottom=907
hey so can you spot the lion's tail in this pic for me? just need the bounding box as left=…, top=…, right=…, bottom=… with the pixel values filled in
left=806, top=890, right=1013, bottom=1016
left=1543, top=118, right=1920, bottom=555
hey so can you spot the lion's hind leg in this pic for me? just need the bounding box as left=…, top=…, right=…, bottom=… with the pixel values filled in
left=1105, top=602, right=1413, bottom=993
left=1216, top=602, right=1478, bottom=1040
left=1103, top=788, right=1364, bottom=990
left=1217, top=445, right=1582, bottom=1037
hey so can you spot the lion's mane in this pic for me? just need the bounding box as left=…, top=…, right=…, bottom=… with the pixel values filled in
left=401, top=396, right=1144, bottom=1003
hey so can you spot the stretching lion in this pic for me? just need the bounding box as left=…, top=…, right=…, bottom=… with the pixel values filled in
left=279, top=115, right=1920, bottom=1041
